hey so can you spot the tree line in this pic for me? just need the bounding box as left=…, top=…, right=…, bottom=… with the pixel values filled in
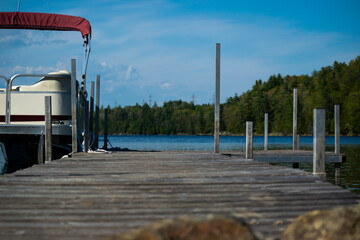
left=98, top=56, right=360, bottom=136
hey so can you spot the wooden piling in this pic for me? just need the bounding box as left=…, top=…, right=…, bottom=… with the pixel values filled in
left=293, top=88, right=297, bottom=150
left=246, top=121, right=253, bottom=159
left=214, top=43, right=220, bottom=153
left=44, top=96, right=52, bottom=162
left=297, top=134, right=300, bottom=150
left=334, top=105, right=340, bottom=154
left=71, top=59, right=78, bottom=153
left=94, top=75, right=100, bottom=150
left=103, top=108, right=108, bottom=149
left=84, top=100, right=89, bottom=153
left=264, top=113, right=268, bottom=150
left=334, top=105, right=341, bottom=184
left=335, top=162, right=341, bottom=185
left=313, top=108, right=326, bottom=180
left=89, top=81, right=94, bottom=139
left=37, top=133, right=44, bottom=164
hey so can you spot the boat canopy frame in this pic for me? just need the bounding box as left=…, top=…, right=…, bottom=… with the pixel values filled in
left=0, top=12, right=92, bottom=90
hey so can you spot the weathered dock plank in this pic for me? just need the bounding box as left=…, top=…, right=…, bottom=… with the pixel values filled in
left=224, top=150, right=345, bottom=163
left=0, top=151, right=358, bottom=240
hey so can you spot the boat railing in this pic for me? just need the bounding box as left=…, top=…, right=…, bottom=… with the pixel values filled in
left=2, top=73, right=69, bottom=124
left=0, top=59, right=93, bottom=153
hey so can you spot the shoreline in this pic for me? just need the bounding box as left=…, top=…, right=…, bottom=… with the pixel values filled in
left=102, top=133, right=360, bottom=137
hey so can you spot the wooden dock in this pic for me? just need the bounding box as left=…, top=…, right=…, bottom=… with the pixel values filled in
left=223, top=150, right=345, bottom=163
left=0, top=151, right=359, bottom=240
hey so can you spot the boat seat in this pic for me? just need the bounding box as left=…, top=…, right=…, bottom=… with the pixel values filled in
left=18, top=70, right=71, bottom=92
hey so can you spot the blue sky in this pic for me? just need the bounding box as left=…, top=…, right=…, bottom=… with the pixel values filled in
left=1, top=0, right=360, bottom=107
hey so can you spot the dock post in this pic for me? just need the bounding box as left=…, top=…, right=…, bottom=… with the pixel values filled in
left=334, top=105, right=341, bottom=184
left=246, top=121, right=253, bottom=159
left=264, top=113, right=268, bottom=150
left=294, top=130, right=301, bottom=169
left=334, top=105, right=340, bottom=154
left=37, top=133, right=44, bottom=164
left=103, top=108, right=108, bottom=149
left=313, top=108, right=326, bottom=180
left=214, top=43, right=220, bottom=153
left=335, top=162, right=341, bottom=185
left=297, top=134, right=300, bottom=150
left=45, top=96, right=52, bottom=162
left=94, top=75, right=100, bottom=150
left=89, top=81, right=95, bottom=149
left=71, top=59, right=78, bottom=153
left=293, top=88, right=297, bottom=150
left=84, top=100, right=89, bottom=153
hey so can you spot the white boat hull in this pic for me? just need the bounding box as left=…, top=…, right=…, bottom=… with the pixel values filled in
left=0, top=71, right=72, bottom=125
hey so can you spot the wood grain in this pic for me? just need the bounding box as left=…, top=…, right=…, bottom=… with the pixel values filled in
left=0, top=151, right=358, bottom=240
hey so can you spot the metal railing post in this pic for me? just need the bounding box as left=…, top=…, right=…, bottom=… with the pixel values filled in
left=5, top=78, right=11, bottom=124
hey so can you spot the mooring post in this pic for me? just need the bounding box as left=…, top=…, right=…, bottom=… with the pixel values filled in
left=297, top=134, right=300, bottom=150
left=103, top=108, right=108, bottom=150
left=334, top=105, right=340, bottom=154
left=294, top=134, right=300, bottom=166
left=293, top=88, right=297, bottom=150
left=84, top=100, right=89, bottom=153
left=335, top=162, right=341, bottom=185
left=264, top=113, right=268, bottom=150
left=71, top=59, right=78, bottom=153
left=334, top=104, right=341, bottom=184
left=246, top=121, right=253, bottom=159
left=44, top=96, right=52, bottom=162
left=89, top=81, right=94, bottom=142
left=37, top=133, right=44, bottom=164
left=313, top=108, right=326, bottom=180
left=94, top=75, right=100, bottom=150
left=214, top=43, right=220, bottom=153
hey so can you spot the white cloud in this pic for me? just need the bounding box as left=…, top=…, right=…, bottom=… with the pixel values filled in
left=125, top=65, right=134, bottom=80
left=2, top=0, right=359, bottom=107
left=2, top=65, right=57, bottom=75
left=160, top=82, right=171, bottom=89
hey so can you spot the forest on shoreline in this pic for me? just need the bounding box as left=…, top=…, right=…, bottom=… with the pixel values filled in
left=98, top=56, right=360, bottom=136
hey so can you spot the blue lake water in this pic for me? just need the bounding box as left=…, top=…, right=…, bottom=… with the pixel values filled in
left=99, top=135, right=360, bottom=195
left=99, top=135, right=360, bottom=152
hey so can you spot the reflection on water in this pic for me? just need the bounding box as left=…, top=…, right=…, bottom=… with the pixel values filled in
left=298, top=145, right=360, bottom=195
left=99, top=135, right=360, bottom=195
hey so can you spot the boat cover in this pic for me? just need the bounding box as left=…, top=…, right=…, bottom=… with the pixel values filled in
left=0, top=12, right=91, bottom=37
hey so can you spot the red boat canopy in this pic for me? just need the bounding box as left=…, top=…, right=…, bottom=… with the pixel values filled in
left=0, top=12, right=91, bottom=37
